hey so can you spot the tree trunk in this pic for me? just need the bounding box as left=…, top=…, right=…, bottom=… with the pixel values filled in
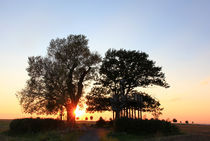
left=116, top=110, right=120, bottom=119
left=113, top=111, right=115, bottom=120
left=66, top=104, right=77, bottom=125
left=60, top=107, right=63, bottom=120
left=132, top=108, right=133, bottom=119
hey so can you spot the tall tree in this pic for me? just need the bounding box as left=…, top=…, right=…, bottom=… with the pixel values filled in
left=87, top=49, right=168, bottom=119
left=17, top=35, right=101, bottom=123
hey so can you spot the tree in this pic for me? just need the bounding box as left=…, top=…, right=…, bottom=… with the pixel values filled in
left=86, top=88, right=163, bottom=119
left=90, top=116, right=93, bottom=120
left=86, top=49, right=168, bottom=119
left=85, top=117, right=88, bottom=120
left=173, top=118, right=177, bottom=123
left=151, top=103, right=163, bottom=120
left=17, top=35, right=101, bottom=123
left=86, top=87, right=112, bottom=112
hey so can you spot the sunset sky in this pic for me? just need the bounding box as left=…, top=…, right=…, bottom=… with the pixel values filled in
left=1, top=0, right=210, bottom=123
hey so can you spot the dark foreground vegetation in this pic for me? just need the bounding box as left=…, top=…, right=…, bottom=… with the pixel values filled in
left=114, top=118, right=179, bottom=135
left=1, top=119, right=210, bottom=141
left=9, top=118, right=65, bottom=134
left=7, top=118, right=180, bottom=136
left=8, top=118, right=179, bottom=135
left=95, top=117, right=179, bottom=135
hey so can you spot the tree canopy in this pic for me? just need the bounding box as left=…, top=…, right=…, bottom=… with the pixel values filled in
left=86, top=49, right=168, bottom=119
left=100, top=49, right=169, bottom=94
left=17, top=35, right=101, bottom=122
left=86, top=88, right=162, bottom=115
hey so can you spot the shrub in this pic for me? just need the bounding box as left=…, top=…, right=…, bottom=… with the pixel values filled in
left=114, top=118, right=179, bottom=135
left=96, top=117, right=107, bottom=127
left=173, top=118, right=177, bottom=123
left=9, top=118, right=65, bottom=133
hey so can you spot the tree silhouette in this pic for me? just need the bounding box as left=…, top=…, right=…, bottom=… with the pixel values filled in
left=86, top=87, right=112, bottom=112
left=173, top=118, right=177, bottom=123
left=86, top=88, right=163, bottom=119
left=151, top=106, right=163, bottom=119
left=86, top=49, right=168, bottom=119
left=17, top=35, right=101, bottom=123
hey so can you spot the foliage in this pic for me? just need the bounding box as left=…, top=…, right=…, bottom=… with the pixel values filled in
left=86, top=87, right=112, bottom=112
left=86, top=49, right=168, bottom=118
left=9, top=118, right=65, bottom=134
left=185, top=120, right=189, bottom=124
left=100, top=49, right=169, bottom=94
left=173, top=118, right=178, bottom=123
left=151, top=106, right=163, bottom=119
left=86, top=89, right=163, bottom=115
left=16, top=35, right=101, bottom=122
left=114, top=118, right=179, bottom=135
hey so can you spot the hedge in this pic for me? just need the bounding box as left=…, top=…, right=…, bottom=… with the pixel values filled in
left=114, top=118, right=179, bottom=135
left=9, top=118, right=65, bottom=133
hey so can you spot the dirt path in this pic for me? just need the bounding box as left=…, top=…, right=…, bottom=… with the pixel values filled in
left=0, top=135, right=10, bottom=141
left=78, top=128, right=108, bottom=141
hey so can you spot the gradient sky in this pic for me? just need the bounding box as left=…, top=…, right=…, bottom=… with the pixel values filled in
left=1, top=0, right=210, bottom=123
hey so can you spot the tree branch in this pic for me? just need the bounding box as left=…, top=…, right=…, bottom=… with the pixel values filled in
left=76, top=67, right=91, bottom=103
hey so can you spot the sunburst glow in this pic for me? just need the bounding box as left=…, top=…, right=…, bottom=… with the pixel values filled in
left=74, top=106, right=85, bottom=118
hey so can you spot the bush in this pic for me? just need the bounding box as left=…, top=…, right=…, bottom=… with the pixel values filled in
left=96, top=117, right=107, bottom=127
left=9, top=118, right=65, bottom=133
left=114, top=118, right=179, bottom=135
left=173, top=118, right=177, bottom=123
left=185, top=120, right=189, bottom=124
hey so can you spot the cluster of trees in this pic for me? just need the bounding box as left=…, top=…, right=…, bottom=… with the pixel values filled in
left=86, top=49, right=168, bottom=119
left=17, top=34, right=169, bottom=123
left=86, top=90, right=164, bottom=120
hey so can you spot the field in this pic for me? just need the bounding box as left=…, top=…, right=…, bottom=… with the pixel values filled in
left=0, top=119, right=83, bottom=141
left=1, top=120, right=210, bottom=141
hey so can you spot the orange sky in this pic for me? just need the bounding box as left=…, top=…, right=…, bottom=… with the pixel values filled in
left=1, top=77, right=210, bottom=124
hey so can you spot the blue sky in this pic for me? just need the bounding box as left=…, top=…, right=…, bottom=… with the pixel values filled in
left=1, top=0, right=210, bottom=123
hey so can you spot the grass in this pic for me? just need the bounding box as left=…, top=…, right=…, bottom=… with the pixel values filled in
left=103, top=130, right=179, bottom=141
left=104, top=132, right=147, bottom=141
left=1, top=129, right=84, bottom=141
left=177, top=124, right=210, bottom=135
left=0, top=119, right=11, bottom=132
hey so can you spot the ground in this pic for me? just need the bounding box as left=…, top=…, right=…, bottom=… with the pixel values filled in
left=1, top=120, right=210, bottom=141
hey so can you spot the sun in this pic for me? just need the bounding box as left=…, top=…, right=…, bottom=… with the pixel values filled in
left=74, top=106, right=85, bottom=118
